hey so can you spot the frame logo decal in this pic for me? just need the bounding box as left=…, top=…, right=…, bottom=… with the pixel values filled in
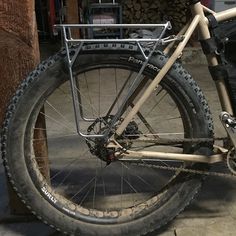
left=41, top=186, right=58, bottom=204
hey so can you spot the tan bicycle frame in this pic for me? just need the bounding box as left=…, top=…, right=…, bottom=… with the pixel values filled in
left=112, top=2, right=236, bottom=164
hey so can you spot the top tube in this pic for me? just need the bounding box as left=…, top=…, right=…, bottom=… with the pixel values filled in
left=214, top=7, right=236, bottom=23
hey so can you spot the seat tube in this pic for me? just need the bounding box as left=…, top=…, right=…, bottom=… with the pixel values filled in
left=191, top=1, right=233, bottom=114
left=191, top=2, right=218, bottom=66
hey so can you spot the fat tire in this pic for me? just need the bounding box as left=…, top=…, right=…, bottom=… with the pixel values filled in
left=1, top=43, right=214, bottom=236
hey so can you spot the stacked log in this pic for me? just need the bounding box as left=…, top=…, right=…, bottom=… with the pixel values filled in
left=122, top=0, right=164, bottom=24
left=122, top=0, right=190, bottom=33
left=164, top=0, right=190, bottom=32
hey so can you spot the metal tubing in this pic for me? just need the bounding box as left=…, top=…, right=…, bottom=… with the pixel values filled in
left=116, top=15, right=201, bottom=136
left=216, top=80, right=234, bottom=114
left=163, top=23, right=190, bottom=55
left=214, top=7, right=236, bottom=23
left=72, top=43, right=97, bottom=122
left=55, top=23, right=170, bottom=28
left=191, top=2, right=234, bottom=114
left=191, top=2, right=218, bottom=66
left=62, top=23, right=171, bottom=138
left=202, top=5, right=215, bottom=14
left=63, top=27, right=104, bottom=138
left=68, top=66, right=104, bottom=138
left=64, top=38, right=170, bottom=43
left=102, top=24, right=170, bottom=138
left=121, top=150, right=223, bottom=164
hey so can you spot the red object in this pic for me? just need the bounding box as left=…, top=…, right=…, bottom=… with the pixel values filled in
left=201, top=0, right=211, bottom=7
left=49, top=0, right=56, bottom=35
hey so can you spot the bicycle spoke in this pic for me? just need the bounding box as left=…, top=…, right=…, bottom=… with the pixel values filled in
left=49, top=150, right=90, bottom=181
left=121, top=162, right=156, bottom=192
left=106, top=71, right=133, bottom=116
left=39, top=111, right=76, bottom=133
left=30, top=66, right=190, bottom=216
left=69, top=163, right=107, bottom=201
left=45, top=100, right=75, bottom=127
left=113, top=166, right=139, bottom=194
left=92, top=168, right=98, bottom=209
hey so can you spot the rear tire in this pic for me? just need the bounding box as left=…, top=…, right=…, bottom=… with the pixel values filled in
left=2, top=44, right=213, bottom=235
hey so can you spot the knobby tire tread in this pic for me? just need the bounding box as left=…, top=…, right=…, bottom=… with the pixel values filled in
left=1, top=43, right=213, bottom=235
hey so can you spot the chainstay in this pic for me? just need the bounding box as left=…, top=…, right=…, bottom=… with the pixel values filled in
left=121, top=136, right=226, bottom=145
left=121, top=161, right=236, bottom=178
left=120, top=136, right=236, bottom=178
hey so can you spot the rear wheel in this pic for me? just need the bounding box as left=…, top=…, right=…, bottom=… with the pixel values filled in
left=2, top=44, right=213, bottom=235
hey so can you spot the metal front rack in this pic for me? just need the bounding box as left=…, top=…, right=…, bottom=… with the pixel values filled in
left=54, top=23, right=176, bottom=138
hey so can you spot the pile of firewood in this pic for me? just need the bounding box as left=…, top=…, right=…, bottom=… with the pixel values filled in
left=122, top=0, right=165, bottom=24
left=122, top=0, right=190, bottom=32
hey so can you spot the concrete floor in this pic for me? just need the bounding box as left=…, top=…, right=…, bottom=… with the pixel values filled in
left=1, top=60, right=236, bottom=236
